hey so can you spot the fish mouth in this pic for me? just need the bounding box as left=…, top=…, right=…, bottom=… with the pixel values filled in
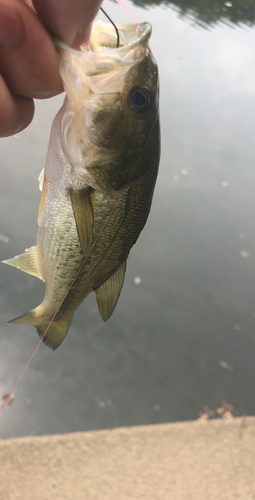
left=55, top=21, right=153, bottom=123
left=89, top=21, right=152, bottom=59
left=56, top=22, right=152, bottom=78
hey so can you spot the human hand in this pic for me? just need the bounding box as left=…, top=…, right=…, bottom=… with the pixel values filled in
left=0, top=0, right=102, bottom=137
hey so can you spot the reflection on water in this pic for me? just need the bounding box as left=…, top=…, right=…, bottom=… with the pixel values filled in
left=1, top=0, right=255, bottom=438
left=129, top=0, right=255, bottom=28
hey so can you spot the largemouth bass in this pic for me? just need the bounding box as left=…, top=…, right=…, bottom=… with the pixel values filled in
left=3, top=21, right=160, bottom=350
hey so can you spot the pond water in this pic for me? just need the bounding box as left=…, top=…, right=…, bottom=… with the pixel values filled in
left=1, top=0, right=255, bottom=438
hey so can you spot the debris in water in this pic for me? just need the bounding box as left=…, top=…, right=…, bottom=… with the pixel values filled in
left=217, top=402, right=234, bottom=420
left=134, top=276, right=142, bottom=285
left=240, top=250, right=250, bottom=258
left=198, top=401, right=235, bottom=421
left=219, top=360, right=233, bottom=371
left=0, top=234, right=9, bottom=243
left=222, top=410, right=234, bottom=420
left=197, top=405, right=215, bottom=421
left=197, top=412, right=209, bottom=421
left=181, top=169, right=188, bottom=175
left=216, top=406, right=224, bottom=416
left=95, top=398, right=112, bottom=408
left=97, top=400, right=106, bottom=408
left=223, top=402, right=234, bottom=413
left=154, top=404, right=160, bottom=411
left=222, top=180, right=229, bottom=187
left=233, top=324, right=242, bottom=331
left=224, top=1, right=233, bottom=6
left=0, top=393, right=15, bottom=407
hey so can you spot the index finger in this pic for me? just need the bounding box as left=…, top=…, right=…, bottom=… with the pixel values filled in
left=32, top=0, right=103, bottom=48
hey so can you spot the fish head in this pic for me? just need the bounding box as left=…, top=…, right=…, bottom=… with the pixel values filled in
left=57, top=21, right=159, bottom=191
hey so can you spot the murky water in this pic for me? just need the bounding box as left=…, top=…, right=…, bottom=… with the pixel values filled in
left=1, top=0, right=255, bottom=438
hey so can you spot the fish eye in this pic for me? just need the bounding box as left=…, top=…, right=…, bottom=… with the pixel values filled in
left=128, top=86, right=151, bottom=114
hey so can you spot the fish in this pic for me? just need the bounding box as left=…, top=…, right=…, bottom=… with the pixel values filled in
left=3, top=21, right=160, bottom=350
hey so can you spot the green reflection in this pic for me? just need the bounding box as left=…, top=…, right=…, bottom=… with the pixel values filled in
left=126, top=0, right=255, bottom=28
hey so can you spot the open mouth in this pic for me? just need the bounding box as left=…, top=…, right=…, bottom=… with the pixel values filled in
left=89, top=22, right=151, bottom=53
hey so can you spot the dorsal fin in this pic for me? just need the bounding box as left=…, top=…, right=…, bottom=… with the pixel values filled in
left=70, top=187, right=94, bottom=257
left=95, top=259, right=127, bottom=321
left=2, top=246, right=43, bottom=280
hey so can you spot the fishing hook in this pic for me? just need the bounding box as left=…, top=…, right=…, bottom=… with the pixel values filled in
left=100, top=7, right=120, bottom=48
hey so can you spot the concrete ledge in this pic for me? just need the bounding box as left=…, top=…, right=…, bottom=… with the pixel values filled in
left=0, top=417, right=254, bottom=499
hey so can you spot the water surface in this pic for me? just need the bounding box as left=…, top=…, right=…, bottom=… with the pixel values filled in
left=1, top=0, right=255, bottom=438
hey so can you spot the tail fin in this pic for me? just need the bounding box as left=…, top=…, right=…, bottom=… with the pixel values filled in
left=8, top=308, right=73, bottom=351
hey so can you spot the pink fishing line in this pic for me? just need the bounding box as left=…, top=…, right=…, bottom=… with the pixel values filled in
left=0, top=0, right=159, bottom=419
left=115, top=0, right=138, bottom=23
left=115, top=0, right=154, bottom=56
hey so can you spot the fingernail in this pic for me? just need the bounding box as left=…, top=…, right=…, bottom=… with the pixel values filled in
left=0, top=7, right=26, bottom=52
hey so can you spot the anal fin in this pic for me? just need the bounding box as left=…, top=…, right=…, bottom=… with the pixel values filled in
left=8, top=309, right=72, bottom=351
left=95, top=260, right=127, bottom=321
left=70, top=187, right=94, bottom=257
left=2, top=246, right=43, bottom=280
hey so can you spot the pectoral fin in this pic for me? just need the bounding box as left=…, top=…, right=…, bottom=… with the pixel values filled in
left=70, top=188, right=94, bottom=257
left=95, top=260, right=127, bottom=321
left=2, top=246, right=43, bottom=280
left=38, top=168, right=45, bottom=192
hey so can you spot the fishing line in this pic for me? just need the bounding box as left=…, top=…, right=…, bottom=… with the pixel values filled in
left=0, top=0, right=159, bottom=418
left=115, top=0, right=154, bottom=56
left=100, top=7, right=120, bottom=48
left=115, top=0, right=138, bottom=23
